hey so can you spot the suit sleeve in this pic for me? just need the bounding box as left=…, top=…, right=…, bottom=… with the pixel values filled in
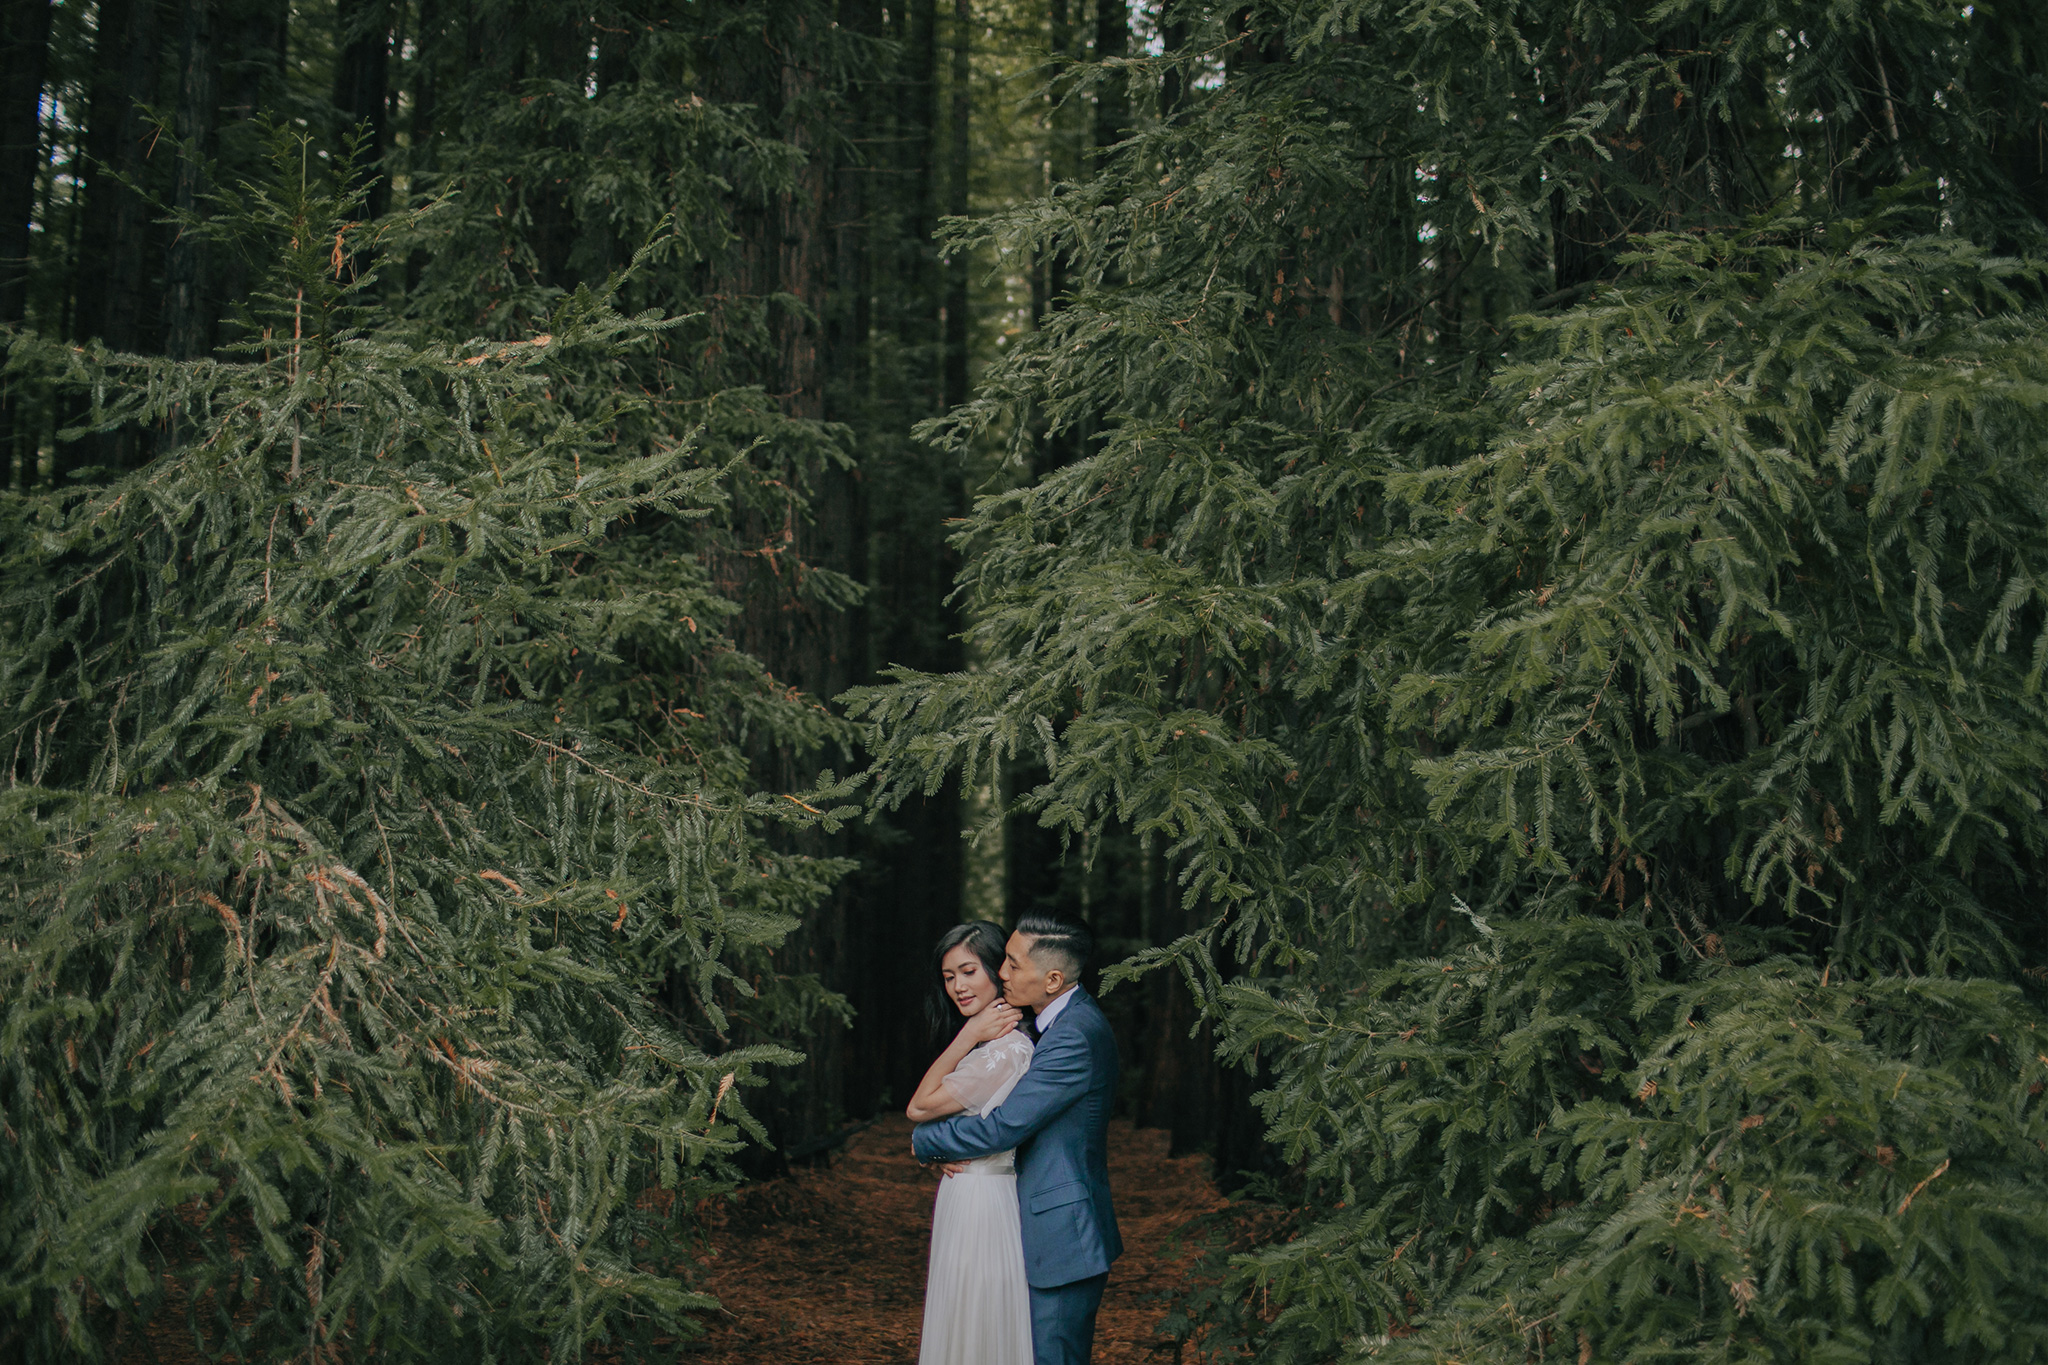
left=913, top=1025, right=1090, bottom=1162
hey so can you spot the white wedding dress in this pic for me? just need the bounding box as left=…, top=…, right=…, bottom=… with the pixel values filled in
left=917, top=1030, right=1035, bottom=1365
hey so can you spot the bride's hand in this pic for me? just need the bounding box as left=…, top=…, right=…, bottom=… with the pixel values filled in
left=958, top=999, right=1020, bottom=1045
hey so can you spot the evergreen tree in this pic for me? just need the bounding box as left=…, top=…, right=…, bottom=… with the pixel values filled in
left=0, top=128, right=846, bottom=1361
left=849, top=2, right=2048, bottom=1359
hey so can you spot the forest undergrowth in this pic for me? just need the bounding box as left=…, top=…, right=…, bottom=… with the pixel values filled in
left=6, top=1, right=2048, bottom=1363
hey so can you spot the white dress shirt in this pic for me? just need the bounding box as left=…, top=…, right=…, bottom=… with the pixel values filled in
left=1033, top=985, right=1078, bottom=1035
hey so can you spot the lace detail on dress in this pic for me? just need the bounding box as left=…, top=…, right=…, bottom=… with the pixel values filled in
left=940, top=1031, right=1035, bottom=1117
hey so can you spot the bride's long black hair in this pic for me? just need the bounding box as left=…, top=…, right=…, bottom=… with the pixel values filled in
left=925, top=921, right=1009, bottom=1041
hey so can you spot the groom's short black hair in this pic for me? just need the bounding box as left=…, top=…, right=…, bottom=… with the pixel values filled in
left=1014, top=914, right=1092, bottom=981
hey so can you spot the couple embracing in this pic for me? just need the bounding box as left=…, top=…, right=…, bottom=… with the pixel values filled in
left=906, top=915, right=1122, bottom=1365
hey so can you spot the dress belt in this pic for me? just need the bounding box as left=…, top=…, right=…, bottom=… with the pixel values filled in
left=957, top=1164, right=1016, bottom=1176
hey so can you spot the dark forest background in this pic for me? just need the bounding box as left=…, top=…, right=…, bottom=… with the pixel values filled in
left=7, top=0, right=2048, bottom=1361
left=0, top=0, right=1257, bottom=1187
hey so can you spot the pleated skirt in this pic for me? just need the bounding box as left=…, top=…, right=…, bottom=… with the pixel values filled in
left=917, top=1168, right=1034, bottom=1365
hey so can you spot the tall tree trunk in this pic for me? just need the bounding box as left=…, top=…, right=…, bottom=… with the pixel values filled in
left=0, top=0, right=52, bottom=489
left=1033, top=0, right=1082, bottom=474
left=862, top=0, right=968, bottom=1118
left=1984, top=13, right=2048, bottom=246
left=830, top=1, right=874, bottom=413
left=217, top=0, right=286, bottom=123
left=210, top=0, right=286, bottom=339
left=827, top=0, right=895, bottom=1115
left=63, top=0, right=164, bottom=481
left=162, top=0, right=216, bottom=363
left=771, top=9, right=863, bottom=1152
left=1035, top=0, right=1128, bottom=480
left=867, top=0, right=965, bottom=1116
left=403, top=0, right=443, bottom=290
left=1092, top=0, right=1128, bottom=153
left=332, top=0, right=391, bottom=218
left=592, top=0, right=631, bottom=97
left=900, top=0, right=940, bottom=379
left=942, top=0, right=970, bottom=412
left=73, top=0, right=163, bottom=354
left=706, top=6, right=864, bottom=1159
left=1033, top=0, right=1075, bottom=325
left=0, top=0, right=51, bottom=327
left=525, top=13, right=586, bottom=289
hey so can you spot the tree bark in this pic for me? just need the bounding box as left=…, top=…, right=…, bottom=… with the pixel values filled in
left=402, top=0, right=444, bottom=290
left=900, top=0, right=939, bottom=371
left=1138, top=864, right=1216, bottom=1153
left=61, top=0, right=164, bottom=480
left=851, top=0, right=972, bottom=1121
left=162, top=0, right=216, bottom=363
left=526, top=13, right=586, bottom=289
left=1032, top=0, right=1082, bottom=474
left=73, top=0, right=163, bottom=354
left=768, top=10, right=862, bottom=1154
left=332, top=0, right=391, bottom=218
left=209, top=0, right=286, bottom=339
left=705, top=6, right=865, bottom=1161
left=1092, top=0, right=1128, bottom=153
left=218, top=0, right=286, bottom=125
left=0, top=0, right=51, bottom=327
left=942, top=0, right=970, bottom=412
left=0, top=0, right=52, bottom=489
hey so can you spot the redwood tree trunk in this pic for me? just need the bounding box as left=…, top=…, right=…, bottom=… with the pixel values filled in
left=64, top=0, right=164, bottom=479
left=705, top=6, right=865, bottom=1160
left=162, top=0, right=216, bottom=363
left=1093, top=0, right=1128, bottom=152
left=73, top=0, right=163, bottom=354
left=0, top=0, right=52, bottom=488
left=942, top=0, right=970, bottom=413
left=209, top=0, right=286, bottom=339
left=332, top=0, right=392, bottom=219
left=0, top=0, right=51, bottom=327
left=857, top=0, right=970, bottom=1120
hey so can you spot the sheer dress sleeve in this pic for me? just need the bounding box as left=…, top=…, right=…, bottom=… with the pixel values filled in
left=940, top=1033, right=1036, bottom=1117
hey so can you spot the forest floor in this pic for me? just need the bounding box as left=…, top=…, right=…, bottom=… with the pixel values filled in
left=682, top=1114, right=1228, bottom=1363
left=115, top=1115, right=1225, bottom=1363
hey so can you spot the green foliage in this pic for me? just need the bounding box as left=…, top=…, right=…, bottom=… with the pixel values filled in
left=0, top=130, right=847, bottom=1361
left=848, top=1, right=2048, bottom=1360
left=1384, top=221, right=2048, bottom=943
left=1222, top=914, right=2048, bottom=1364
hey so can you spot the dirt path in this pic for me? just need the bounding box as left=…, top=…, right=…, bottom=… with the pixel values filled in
left=684, top=1115, right=1227, bottom=1363
left=112, top=1116, right=1222, bottom=1363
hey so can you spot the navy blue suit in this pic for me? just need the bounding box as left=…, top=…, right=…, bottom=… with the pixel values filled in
left=913, top=988, right=1122, bottom=1364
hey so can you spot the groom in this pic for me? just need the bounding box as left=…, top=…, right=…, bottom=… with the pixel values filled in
left=912, top=914, right=1123, bottom=1365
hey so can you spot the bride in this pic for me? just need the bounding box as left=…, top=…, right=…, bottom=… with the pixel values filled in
left=905, top=921, right=1035, bottom=1365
